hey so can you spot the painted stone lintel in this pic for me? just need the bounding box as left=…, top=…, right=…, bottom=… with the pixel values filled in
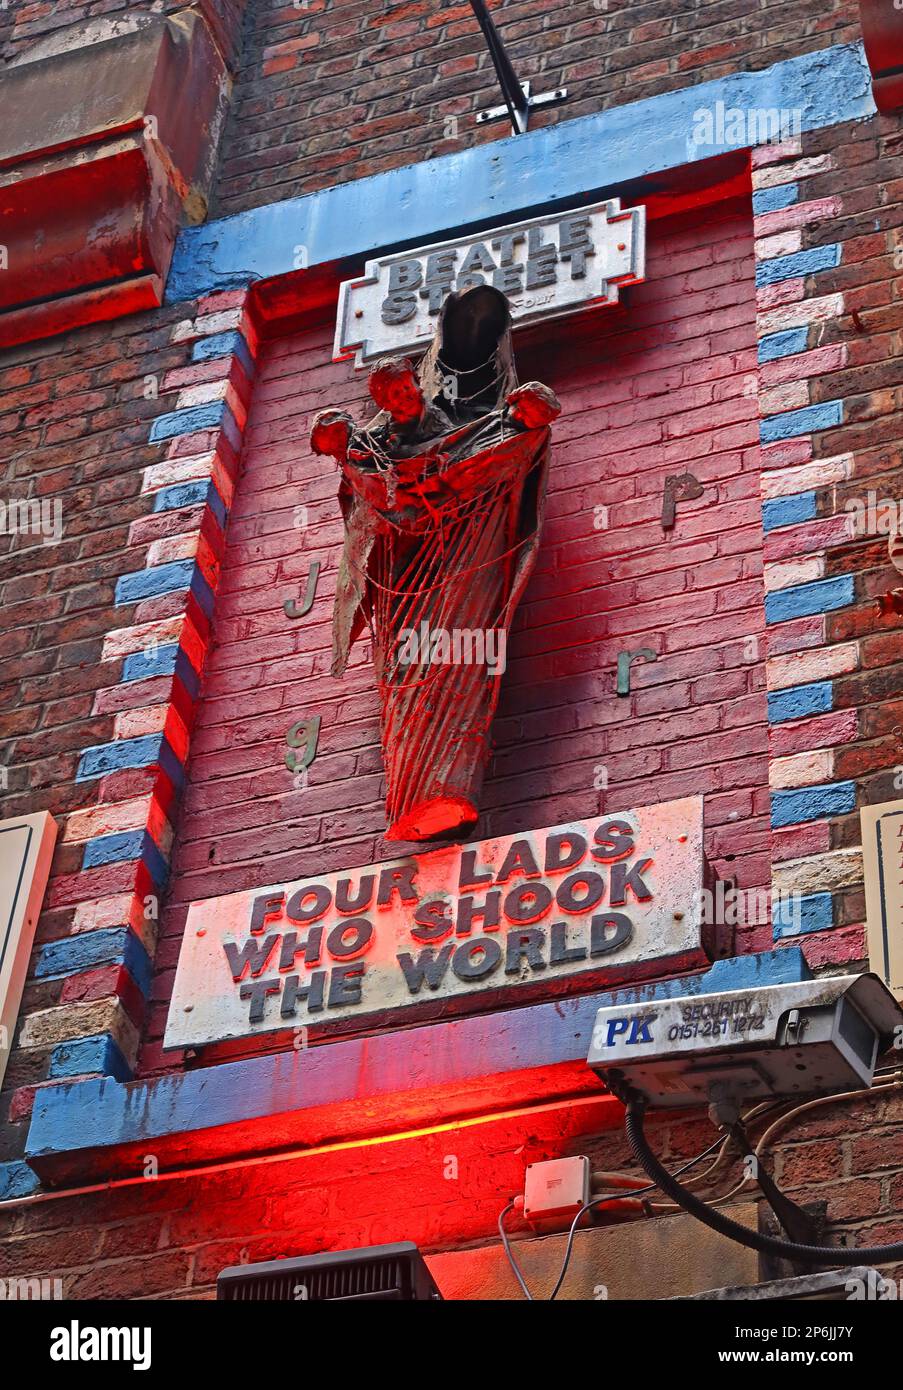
left=24, top=949, right=808, bottom=1187
left=166, top=43, right=874, bottom=304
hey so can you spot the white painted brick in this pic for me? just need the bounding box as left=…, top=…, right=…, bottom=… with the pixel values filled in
left=140, top=452, right=217, bottom=495
left=766, top=641, right=859, bottom=690
left=147, top=533, right=201, bottom=567
left=769, top=748, right=834, bottom=789
left=101, top=615, right=184, bottom=661
left=758, top=292, right=844, bottom=336
left=772, top=847, right=863, bottom=896
left=764, top=556, right=824, bottom=592
left=170, top=309, right=243, bottom=343
left=760, top=453, right=853, bottom=499
left=760, top=380, right=809, bottom=416
left=63, top=796, right=154, bottom=844
left=752, top=154, right=832, bottom=189
left=754, top=229, right=802, bottom=260
left=175, top=379, right=230, bottom=411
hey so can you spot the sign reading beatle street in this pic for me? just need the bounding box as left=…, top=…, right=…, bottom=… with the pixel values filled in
left=334, top=198, right=646, bottom=368
left=165, top=796, right=714, bottom=1051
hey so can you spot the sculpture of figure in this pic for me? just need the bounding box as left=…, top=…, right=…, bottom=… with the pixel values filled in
left=310, top=284, right=560, bottom=842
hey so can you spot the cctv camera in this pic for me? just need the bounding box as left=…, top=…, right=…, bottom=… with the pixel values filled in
left=587, top=973, right=903, bottom=1108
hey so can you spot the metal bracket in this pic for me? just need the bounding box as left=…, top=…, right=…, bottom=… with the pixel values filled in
left=476, top=80, right=568, bottom=132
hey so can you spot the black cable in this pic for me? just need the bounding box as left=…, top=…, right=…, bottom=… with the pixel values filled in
left=625, top=1100, right=903, bottom=1266
left=499, top=1119, right=753, bottom=1300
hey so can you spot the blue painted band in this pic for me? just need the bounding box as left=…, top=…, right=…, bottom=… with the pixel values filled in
left=771, top=780, right=857, bottom=828
left=49, top=1034, right=131, bottom=1084
left=26, top=949, right=808, bottom=1170
left=760, top=400, right=843, bottom=444
left=762, top=491, right=817, bottom=532
left=191, top=330, right=256, bottom=379
left=122, top=641, right=179, bottom=684
left=773, top=891, right=834, bottom=939
left=152, top=479, right=228, bottom=531
left=115, top=558, right=197, bottom=607
left=758, top=327, right=808, bottom=363
left=767, top=680, right=833, bottom=724
left=166, top=44, right=874, bottom=303
left=33, top=927, right=152, bottom=997
left=765, top=573, right=854, bottom=624
left=82, top=830, right=169, bottom=888
left=752, top=183, right=799, bottom=215
left=76, top=733, right=183, bottom=787
left=148, top=401, right=226, bottom=443
left=114, top=560, right=214, bottom=624
left=0, top=1160, right=40, bottom=1200
left=754, top=243, right=841, bottom=287
left=121, top=644, right=201, bottom=700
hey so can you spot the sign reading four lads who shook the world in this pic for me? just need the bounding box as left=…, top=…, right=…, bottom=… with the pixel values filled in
left=334, top=198, right=646, bottom=369
left=165, top=796, right=716, bottom=1051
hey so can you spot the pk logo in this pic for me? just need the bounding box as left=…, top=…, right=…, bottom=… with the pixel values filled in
left=595, top=1014, right=655, bottom=1048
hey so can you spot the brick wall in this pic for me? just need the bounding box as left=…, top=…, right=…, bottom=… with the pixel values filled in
left=0, top=1090, right=899, bottom=1297
left=0, top=0, right=247, bottom=72
left=750, top=116, right=903, bottom=967
left=211, top=0, right=863, bottom=215
left=2, top=0, right=903, bottom=1297
left=0, top=292, right=260, bottom=1160
left=143, top=196, right=774, bottom=1073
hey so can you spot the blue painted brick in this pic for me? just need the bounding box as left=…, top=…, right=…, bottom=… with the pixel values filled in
left=49, top=1034, right=131, bottom=1083
left=76, top=733, right=183, bottom=785
left=0, top=1160, right=40, bottom=1200
left=115, top=561, right=214, bottom=621
left=752, top=182, right=799, bottom=215
left=762, top=491, right=817, bottom=532
left=767, top=681, right=833, bottom=724
left=115, top=559, right=197, bottom=606
left=755, top=243, right=841, bottom=287
left=122, top=641, right=179, bottom=684
left=82, top=830, right=170, bottom=888
left=34, top=927, right=152, bottom=997
left=758, top=327, right=808, bottom=363
left=148, top=401, right=226, bottom=442
left=765, top=574, right=854, bottom=624
left=191, top=330, right=255, bottom=379
left=121, top=644, right=200, bottom=699
left=760, top=400, right=843, bottom=444
left=153, top=478, right=227, bottom=531
left=771, top=781, right=857, bottom=828
left=773, top=891, right=834, bottom=939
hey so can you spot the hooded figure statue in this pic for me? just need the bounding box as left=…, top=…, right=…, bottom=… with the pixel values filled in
left=311, top=284, right=560, bottom=842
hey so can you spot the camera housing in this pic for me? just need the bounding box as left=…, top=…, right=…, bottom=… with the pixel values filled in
left=586, top=973, right=903, bottom=1108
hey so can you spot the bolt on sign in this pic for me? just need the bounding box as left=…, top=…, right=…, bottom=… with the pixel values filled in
left=861, top=798, right=903, bottom=1001
left=165, top=796, right=718, bottom=1052
left=333, top=198, right=646, bottom=369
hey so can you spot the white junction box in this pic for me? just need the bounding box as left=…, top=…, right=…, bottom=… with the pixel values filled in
left=523, top=1156, right=591, bottom=1224
left=587, top=974, right=903, bottom=1108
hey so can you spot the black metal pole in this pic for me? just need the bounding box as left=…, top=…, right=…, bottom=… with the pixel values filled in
left=467, top=0, right=529, bottom=134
